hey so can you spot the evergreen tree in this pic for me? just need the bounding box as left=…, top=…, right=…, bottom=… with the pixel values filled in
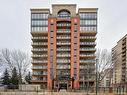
left=25, top=71, right=32, bottom=84
left=1, top=68, right=10, bottom=85
left=11, top=67, right=19, bottom=85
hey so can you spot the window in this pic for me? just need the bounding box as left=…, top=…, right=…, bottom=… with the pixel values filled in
left=31, top=13, right=48, bottom=32
left=58, top=10, right=70, bottom=19
left=79, top=12, right=97, bottom=19
left=74, top=30, right=77, bottom=32
left=31, top=13, right=48, bottom=20
left=79, top=12, right=97, bottom=31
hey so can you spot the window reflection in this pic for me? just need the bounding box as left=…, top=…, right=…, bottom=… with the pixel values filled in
left=58, top=10, right=70, bottom=19
left=79, top=12, right=97, bottom=31
left=31, top=13, right=48, bottom=32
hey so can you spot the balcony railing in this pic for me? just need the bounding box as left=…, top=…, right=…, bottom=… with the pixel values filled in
left=33, top=72, right=47, bottom=76
left=57, top=30, right=71, bottom=33
left=57, top=54, right=71, bottom=57
left=57, top=23, right=71, bottom=27
left=57, top=48, right=71, bottom=51
left=80, top=36, right=96, bottom=39
left=80, top=54, right=95, bottom=57
left=57, top=60, right=70, bottom=63
left=57, top=42, right=71, bottom=45
left=32, top=37, right=48, bottom=40
left=32, top=48, right=47, bottom=51
left=32, top=60, right=48, bottom=64
left=57, top=36, right=71, bottom=39
left=80, top=48, right=96, bottom=51
left=56, top=65, right=70, bottom=69
left=32, top=42, right=47, bottom=45
left=80, top=76, right=95, bottom=81
left=32, top=78, right=47, bottom=81
left=80, top=60, right=95, bottom=63
left=33, top=66, right=47, bottom=69
left=32, top=54, right=47, bottom=57
left=80, top=65, right=95, bottom=69
left=80, top=42, right=96, bottom=45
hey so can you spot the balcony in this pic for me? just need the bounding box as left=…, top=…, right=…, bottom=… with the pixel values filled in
left=57, top=54, right=71, bottom=57
left=33, top=72, right=47, bottom=76
left=80, top=31, right=97, bottom=36
left=32, top=48, right=47, bottom=52
left=56, top=65, right=70, bottom=69
left=80, top=65, right=95, bottom=69
left=57, top=60, right=70, bottom=63
left=80, top=54, right=95, bottom=58
left=33, top=66, right=47, bottom=69
left=32, top=42, right=47, bottom=46
left=32, top=60, right=48, bottom=64
left=80, top=76, right=95, bottom=81
left=32, top=37, right=48, bottom=40
left=31, top=31, right=48, bottom=37
left=57, top=23, right=71, bottom=27
left=80, top=48, right=96, bottom=52
left=57, top=48, right=71, bottom=51
left=80, top=60, right=95, bottom=63
left=80, top=36, right=96, bottom=41
left=80, top=42, right=96, bottom=45
left=31, top=80, right=47, bottom=83
left=32, top=54, right=47, bottom=58
left=57, top=42, right=71, bottom=45
left=57, top=30, right=71, bottom=33
left=57, top=36, right=71, bottom=39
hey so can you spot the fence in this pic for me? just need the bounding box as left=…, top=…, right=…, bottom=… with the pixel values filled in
left=1, top=85, right=127, bottom=95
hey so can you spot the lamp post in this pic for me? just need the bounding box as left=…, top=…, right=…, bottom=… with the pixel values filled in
left=96, top=58, right=99, bottom=95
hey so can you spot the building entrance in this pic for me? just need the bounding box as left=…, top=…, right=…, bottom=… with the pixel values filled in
left=59, top=83, right=67, bottom=90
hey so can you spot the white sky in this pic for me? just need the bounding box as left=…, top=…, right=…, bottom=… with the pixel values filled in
left=0, top=0, right=127, bottom=53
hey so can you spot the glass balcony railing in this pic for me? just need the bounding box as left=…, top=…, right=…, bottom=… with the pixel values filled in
left=56, top=65, right=70, bottom=69
left=57, top=48, right=71, bottom=51
left=33, top=66, right=47, bottom=69
left=80, top=48, right=96, bottom=51
left=57, top=36, right=71, bottom=39
left=32, top=42, right=47, bottom=45
left=32, top=37, right=48, bottom=40
left=80, top=42, right=96, bottom=45
left=32, top=60, right=48, bottom=63
left=56, top=60, right=70, bottom=63
left=32, top=54, right=47, bottom=57
left=57, top=42, right=71, bottom=45
left=80, top=36, right=96, bottom=39
left=32, top=48, right=47, bottom=51
left=57, top=23, right=71, bottom=27
left=57, top=30, right=71, bottom=33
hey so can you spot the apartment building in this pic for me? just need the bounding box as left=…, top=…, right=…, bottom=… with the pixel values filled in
left=112, top=34, right=127, bottom=91
left=100, top=68, right=113, bottom=87
left=31, top=4, right=98, bottom=90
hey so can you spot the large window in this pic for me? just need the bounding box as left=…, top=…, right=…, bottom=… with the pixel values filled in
left=31, top=13, right=48, bottom=32
left=79, top=12, right=97, bottom=19
left=79, top=12, right=97, bottom=31
left=58, top=10, right=70, bottom=19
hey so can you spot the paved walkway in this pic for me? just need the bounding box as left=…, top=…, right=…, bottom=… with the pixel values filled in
left=38, top=92, right=116, bottom=95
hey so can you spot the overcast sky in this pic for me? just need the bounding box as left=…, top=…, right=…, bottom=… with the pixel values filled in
left=0, top=0, right=127, bottom=53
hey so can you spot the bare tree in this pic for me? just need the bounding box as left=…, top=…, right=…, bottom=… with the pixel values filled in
left=96, top=49, right=113, bottom=86
left=0, top=49, right=31, bottom=84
